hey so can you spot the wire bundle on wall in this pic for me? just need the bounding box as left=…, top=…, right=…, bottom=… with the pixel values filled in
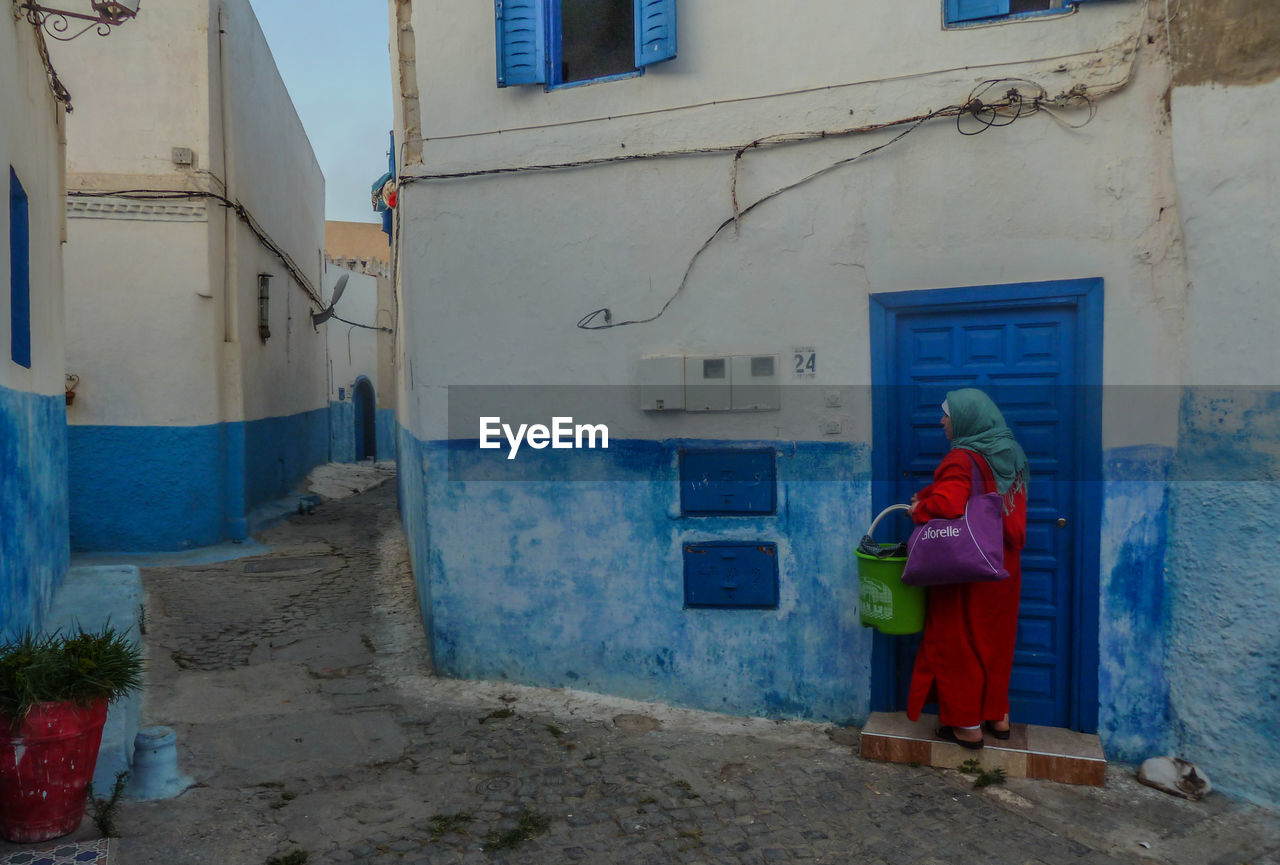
left=575, top=78, right=1098, bottom=330
left=66, top=189, right=391, bottom=333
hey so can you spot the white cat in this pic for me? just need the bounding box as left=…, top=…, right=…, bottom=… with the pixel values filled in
left=1138, top=756, right=1212, bottom=800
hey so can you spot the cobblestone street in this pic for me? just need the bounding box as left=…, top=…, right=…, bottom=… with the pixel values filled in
left=17, top=476, right=1276, bottom=865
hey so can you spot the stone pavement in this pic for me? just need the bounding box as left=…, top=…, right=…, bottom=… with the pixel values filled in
left=5, top=474, right=1278, bottom=865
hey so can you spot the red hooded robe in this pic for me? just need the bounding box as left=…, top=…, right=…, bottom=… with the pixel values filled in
left=905, top=448, right=1027, bottom=728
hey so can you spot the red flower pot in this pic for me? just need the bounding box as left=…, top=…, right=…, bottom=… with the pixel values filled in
left=0, top=699, right=108, bottom=843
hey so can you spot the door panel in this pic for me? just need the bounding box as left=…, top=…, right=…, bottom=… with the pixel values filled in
left=886, top=305, right=1077, bottom=727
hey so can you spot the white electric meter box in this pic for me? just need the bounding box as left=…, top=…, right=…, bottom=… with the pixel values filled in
left=638, top=356, right=685, bottom=411
left=684, top=356, right=731, bottom=411
left=731, top=354, right=781, bottom=411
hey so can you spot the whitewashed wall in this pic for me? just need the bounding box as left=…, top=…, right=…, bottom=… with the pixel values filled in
left=219, top=0, right=328, bottom=423
left=51, top=0, right=329, bottom=550
left=325, top=266, right=380, bottom=402
left=63, top=215, right=218, bottom=425
left=2, top=8, right=70, bottom=636
left=55, top=0, right=326, bottom=428
left=59, top=2, right=210, bottom=184
left=1174, top=79, right=1280, bottom=389
left=396, top=0, right=1180, bottom=447
left=1, top=15, right=66, bottom=401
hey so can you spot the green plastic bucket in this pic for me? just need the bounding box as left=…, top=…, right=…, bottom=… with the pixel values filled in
left=856, top=505, right=925, bottom=635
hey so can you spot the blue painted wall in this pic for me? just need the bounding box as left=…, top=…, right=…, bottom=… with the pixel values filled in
left=69, top=407, right=329, bottom=552
left=1098, top=445, right=1173, bottom=762
left=242, top=408, right=330, bottom=510
left=0, top=383, right=69, bottom=640
left=330, top=400, right=355, bottom=463
left=69, top=423, right=227, bottom=551
left=398, top=426, right=876, bottom=723
left=331, top=405, right=395, bottom=463
left=1165, top=389, right=1280, bottom=807
left=397, top=397, right=1280, bottom=808
left=376, top=408, right=396, bottom=461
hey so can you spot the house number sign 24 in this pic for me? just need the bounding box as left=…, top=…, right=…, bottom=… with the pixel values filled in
left=793, top=347, right=816, bottom=379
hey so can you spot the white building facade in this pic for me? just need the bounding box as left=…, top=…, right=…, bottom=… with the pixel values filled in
left=390, top=0, right=1280, bottom=806
left=1, top=7, right=69, bottom=637
left=54, top=0, right=329, bottom=551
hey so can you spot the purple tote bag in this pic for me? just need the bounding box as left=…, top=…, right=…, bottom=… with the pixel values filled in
left=900, top=451, right=1009, bottom=587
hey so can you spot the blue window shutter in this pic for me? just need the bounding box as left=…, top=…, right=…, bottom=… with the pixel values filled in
left=635, top=0, right=676, bottom=67
left=9, top=167, right=31, bottom=369
left=946, top=0, right=1011, bottom=23
left=495, top=0, right=546, bottom=87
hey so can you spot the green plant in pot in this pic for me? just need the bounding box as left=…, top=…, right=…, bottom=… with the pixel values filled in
left=0, top=626, right=143, bottom=843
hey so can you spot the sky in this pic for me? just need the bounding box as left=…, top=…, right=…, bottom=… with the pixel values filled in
left=248, top=0, right=393, bottom=225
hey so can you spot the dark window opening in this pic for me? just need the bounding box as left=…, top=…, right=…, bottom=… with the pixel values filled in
left=9, top=167, right=31, bottom=369
left=559, top=0, right=635, bottom=84
left=1010, top=0, right=1053, bottom=11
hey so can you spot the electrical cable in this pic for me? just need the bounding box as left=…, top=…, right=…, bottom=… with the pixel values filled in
left=66, top=189, right=326, bottom=310
left=401, top=37, right=1122, bottom=148
left=578, top=78, right=1098, bottom=330
left=25, top=14, right=73, bottom=111
left=330, top=312, right=393, bottom=334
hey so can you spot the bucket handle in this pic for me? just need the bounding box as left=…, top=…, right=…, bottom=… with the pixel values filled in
left=864, top=503, right=911, bottom=539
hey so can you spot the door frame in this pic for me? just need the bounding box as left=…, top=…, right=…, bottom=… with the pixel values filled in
left=868, top=278, right=1103, bottom=733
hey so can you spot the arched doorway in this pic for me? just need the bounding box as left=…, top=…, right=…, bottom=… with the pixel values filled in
left=353, top=377, right=377, bottom=461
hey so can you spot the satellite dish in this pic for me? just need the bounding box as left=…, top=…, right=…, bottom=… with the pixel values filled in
left=312, top=273, right=349, bottom=326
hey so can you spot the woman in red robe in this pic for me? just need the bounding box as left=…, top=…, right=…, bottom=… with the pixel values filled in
left=906, top=388, right=1028, bottom=749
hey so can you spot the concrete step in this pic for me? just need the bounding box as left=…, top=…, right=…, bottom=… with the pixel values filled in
left=859, top=711, right=1106, bottom=786
left=44, top=565, right=144, bottom=794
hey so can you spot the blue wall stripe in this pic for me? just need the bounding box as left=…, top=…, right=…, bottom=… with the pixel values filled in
left=375, top=408, right=396, bottom=461
left=69, top=423, right=226, bottom=551
left=69, top=407, right=328, bottom=552
left=330, top=400, right=355, bottom=463
left=1165, top=389, right=1280, bottom=806
left=1098, top=445, right=1172, bottom=762
left=398, top=425, right=876, bottom=724
left=1, top=383, right=69, bottom=639
left=242, top=407, right=330, bottom=511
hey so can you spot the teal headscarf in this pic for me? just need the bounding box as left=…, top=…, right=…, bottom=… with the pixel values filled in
left=944, top=388, right=1029, bottom=502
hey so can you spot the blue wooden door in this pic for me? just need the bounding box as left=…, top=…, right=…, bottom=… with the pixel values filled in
left=877, top=297, right=1087, bottom=729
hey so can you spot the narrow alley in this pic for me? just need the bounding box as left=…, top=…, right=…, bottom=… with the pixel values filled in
left=4, top=476, right=1274, bottom=865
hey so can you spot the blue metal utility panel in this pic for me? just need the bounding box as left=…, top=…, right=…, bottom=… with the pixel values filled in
left=680, top=449, right=775, bottom=515
left=683, top=542, right=779, bottom=609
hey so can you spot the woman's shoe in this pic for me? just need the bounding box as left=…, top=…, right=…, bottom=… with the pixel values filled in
left=936, top=725, right=984, bottom=750
left=982, top=721, right=1011, bottom=740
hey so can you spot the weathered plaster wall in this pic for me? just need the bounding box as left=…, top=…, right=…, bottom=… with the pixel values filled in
left=2, top=13, right=69, bottom=637
left=1098, top=446, right=1172, bottom=762
left=400, top=430, right=874, bottom=720
left=1165, top=62, right=1280, bottom=804
left=1166, top=395, right=1280, bottom=807
left=391, top=0, right=1196, bottom=748
left=1169, top=0, right=1280, bottom=87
